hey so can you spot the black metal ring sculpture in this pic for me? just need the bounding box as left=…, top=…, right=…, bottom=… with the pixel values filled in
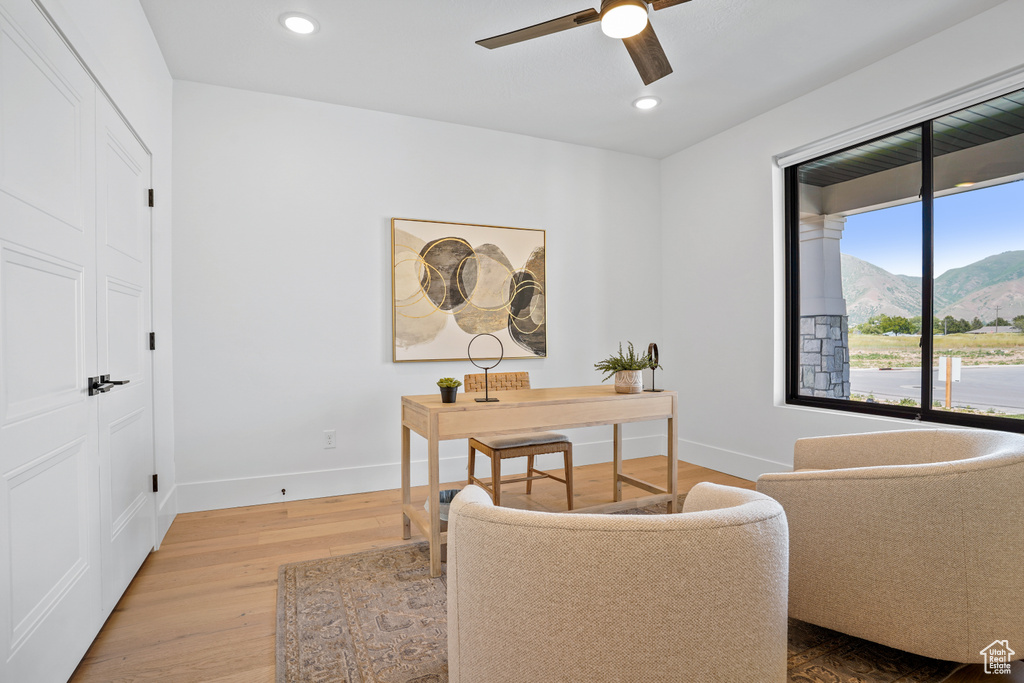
left=647, top=342, right=659, bottom=366
left=645, top=342, right=664, bottom=392
left=468, top=333, right=504, bottom=402
left=468, top=333, right=504, bottom=370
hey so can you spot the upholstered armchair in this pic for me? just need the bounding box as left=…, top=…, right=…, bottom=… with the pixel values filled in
left=446, top=483, right=789, bottom=683
left=757, top=428, right=1024, bottom=663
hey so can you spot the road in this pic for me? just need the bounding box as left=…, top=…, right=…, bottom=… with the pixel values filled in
left=850, top=365, right=1024, bottom=414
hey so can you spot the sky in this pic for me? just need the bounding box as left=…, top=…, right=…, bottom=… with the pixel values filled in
left=840, top=179, right=1024, bottom=277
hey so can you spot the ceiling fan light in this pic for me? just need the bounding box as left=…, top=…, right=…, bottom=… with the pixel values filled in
left=601, top=0, right=649, bottom=39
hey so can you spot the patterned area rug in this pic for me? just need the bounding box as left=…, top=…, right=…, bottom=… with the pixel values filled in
left=277, top=503, right=965, bottom=683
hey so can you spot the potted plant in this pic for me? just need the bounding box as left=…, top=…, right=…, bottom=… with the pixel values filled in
left=594, top=342, right=660, bottom=394
left=437, top=377, right=462, bottom=403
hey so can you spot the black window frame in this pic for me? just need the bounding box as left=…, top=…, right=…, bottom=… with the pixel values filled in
left=785, top=109, right=1024, bottom=434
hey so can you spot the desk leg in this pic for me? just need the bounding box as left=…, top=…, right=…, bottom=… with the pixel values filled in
left=612, top=423, right=623, bottom=502
left=667, top=411, right=679, bottom=513
left=428, top=428, right=442, bottom=578
left=401, top=425, right=411, bottom=540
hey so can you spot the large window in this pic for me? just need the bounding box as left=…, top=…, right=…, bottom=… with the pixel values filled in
left=787, top=86, right=1024, bottom=431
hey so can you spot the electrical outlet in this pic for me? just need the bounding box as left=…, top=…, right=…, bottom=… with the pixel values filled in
left=324, top=429, right=336, bottom=449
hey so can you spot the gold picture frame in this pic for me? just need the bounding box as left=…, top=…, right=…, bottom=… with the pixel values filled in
left=391, top=218, right=547, bottom=362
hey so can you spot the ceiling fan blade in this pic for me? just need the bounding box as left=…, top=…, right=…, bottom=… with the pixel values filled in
left=621, top=22, right=673, bottom=85
left=650, top=0, right=694, bottom=9
left=476, top=9, right=600, bottom=49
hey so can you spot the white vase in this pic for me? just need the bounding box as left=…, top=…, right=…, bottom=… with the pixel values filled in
left=614, top=370, right=643, bottom=394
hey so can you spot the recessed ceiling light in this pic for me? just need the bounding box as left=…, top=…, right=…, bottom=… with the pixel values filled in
left=955, top=181, right=976, bottom=188
left=280, top=13, right=319, bottom=35
left=633, top=96, right=661, bottom=110
left=601, top=0, right=649, bottom=39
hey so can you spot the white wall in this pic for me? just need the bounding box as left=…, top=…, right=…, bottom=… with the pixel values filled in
left=172, top=81, right=664, bottom=512
left=660, top=1, right=1024, bottom=479
left=37, top=0, right=176, bottom=540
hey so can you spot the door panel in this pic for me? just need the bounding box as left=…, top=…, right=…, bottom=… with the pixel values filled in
left=105, top=406, right=150, bottom=596
left=7, top=438, right=90, bottom=648
left=101, top=133, right=144, bottom=261
left=107, top=408, right=146, bottom=526
left=0, top=1, right=100, bottom=681
left=0, top=245, right=83, bottom=422
left=0, top=8, right=83, bottom=229
left=105, top=278, right=143, bottom=380
left=95, top=95, right=154, bottom=612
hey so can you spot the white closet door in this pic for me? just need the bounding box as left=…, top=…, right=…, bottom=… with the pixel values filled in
left=0, top=1, right=102, bottom=681
left=95, top=95, right=155, bottom=611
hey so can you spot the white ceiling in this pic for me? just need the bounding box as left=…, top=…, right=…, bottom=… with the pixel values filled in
left=139, top=0, right=1006, bottom=159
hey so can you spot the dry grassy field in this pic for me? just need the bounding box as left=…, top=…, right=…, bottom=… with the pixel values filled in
left=849, top=333, right=1024, bottom=369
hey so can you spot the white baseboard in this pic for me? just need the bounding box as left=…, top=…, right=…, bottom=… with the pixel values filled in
left=175, top=434, right=665, bottom=513
left=677, top=438, right=791, bottom=482
left=155, top=485, right=177, bottom=548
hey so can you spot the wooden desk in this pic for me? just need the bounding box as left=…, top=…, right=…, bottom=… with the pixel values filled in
left=401, top=385, right=678, bottom=577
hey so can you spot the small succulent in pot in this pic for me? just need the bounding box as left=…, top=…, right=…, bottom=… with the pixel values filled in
left=437, top=377, right=462, bottom=403
left=594, top=342, right=661, bottom=394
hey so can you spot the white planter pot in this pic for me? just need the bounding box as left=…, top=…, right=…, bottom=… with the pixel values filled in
left=614, top=370, right=643, bottom=394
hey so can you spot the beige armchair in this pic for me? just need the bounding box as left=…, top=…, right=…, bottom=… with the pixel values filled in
left=757, top=428, right=1024, bottom=663
left=446, top=483, right=789, bottom=683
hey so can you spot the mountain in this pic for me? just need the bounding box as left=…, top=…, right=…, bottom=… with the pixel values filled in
left=840, top=254, right=922, bottom=324
left=936, top=279, right=1024, bottom=321
left=840, top=250, right=1024, bottom=326
left=934, top=250, right=1024, bottom=307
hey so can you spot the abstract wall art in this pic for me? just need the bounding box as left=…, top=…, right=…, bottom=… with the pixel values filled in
left=391, top=218, right=546, bottom=362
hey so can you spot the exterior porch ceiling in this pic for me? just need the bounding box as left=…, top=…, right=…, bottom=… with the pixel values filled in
left=799, top=89, right=1024, bottom=187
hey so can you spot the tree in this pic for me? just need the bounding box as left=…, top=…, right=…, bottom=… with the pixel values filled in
left=935, top=316, right=974, bottom=334
left=856, top=316, right=883, bottom=335
left=971, top=316, right=984, bottom=330
left=1014, top=315, right=1024, bottom=333
left=990, top=317, right=1010, bottom=328
left=879, top=315, right=913, bottom=336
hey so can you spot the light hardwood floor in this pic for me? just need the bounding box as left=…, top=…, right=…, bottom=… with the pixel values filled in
left=68, top=456, right=1019, bottom=682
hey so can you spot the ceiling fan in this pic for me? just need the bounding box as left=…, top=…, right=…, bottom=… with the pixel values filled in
left=476, top=0, right=693, bottom=86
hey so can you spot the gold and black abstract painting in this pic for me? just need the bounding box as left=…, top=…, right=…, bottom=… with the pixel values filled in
left=391, top=218, right=546, bottom=362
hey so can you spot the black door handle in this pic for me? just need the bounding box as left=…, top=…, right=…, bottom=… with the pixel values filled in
left=88, top=374, right=130, bottom=396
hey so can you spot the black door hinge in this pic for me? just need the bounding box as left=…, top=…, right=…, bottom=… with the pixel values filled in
left=149, top=332, right=156, bottom=350
left=148, top=189, right=154, bottom=207
left=152, top=474, right=159, bottom=493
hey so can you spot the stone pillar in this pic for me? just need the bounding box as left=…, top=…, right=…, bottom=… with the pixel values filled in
left=798, top=215, right=850, bottom=399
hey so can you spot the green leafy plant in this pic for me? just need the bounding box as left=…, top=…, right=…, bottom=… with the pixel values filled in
left=436, top=377, right=462, bottom=388
left=593, top=342, right=660, bottom=382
